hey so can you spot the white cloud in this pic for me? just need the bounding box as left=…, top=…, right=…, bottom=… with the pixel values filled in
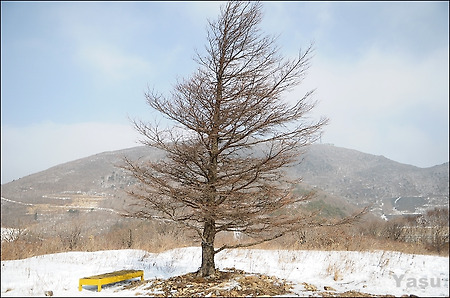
left=310, top=46, right=448, bottom=114
left=77, top=43, right=152, bottom=83
left=50, top=3, right=155, bottom=85
left=1, top=122, right=141, bottom=184
left=289, top=45, right=449, bottom=167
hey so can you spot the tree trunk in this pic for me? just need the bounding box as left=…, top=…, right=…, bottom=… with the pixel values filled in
left=198, top=217, right=216, bottom=277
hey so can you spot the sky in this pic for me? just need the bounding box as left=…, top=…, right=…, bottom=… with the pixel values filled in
left=1, top=1, right=449, bottom=184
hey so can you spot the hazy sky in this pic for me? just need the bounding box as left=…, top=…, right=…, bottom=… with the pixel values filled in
left=1, top=1, right=449, bottom=184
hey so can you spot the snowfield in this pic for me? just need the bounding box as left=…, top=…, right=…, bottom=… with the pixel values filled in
left=1, top=247, right=448, bottom=297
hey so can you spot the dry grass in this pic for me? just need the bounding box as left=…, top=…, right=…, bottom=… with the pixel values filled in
left=1, top=217, right=448, bottom=261
left=252, top=222, right=448, bottom=257
left=1, top=219, right=196, bottom=261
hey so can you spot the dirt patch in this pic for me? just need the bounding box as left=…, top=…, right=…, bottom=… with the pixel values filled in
left=319, top=290, right=396, bottom=297
left=124, top=268, right=293, bottom=297
left=123, top=268, right=398, bottom=297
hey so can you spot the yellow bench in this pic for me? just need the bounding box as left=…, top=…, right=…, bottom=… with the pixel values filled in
left=79, top=269, right=144, bottom=292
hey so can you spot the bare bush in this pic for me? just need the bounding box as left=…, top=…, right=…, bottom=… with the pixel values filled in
left=382, top=218, right=406, bottom=241
left=59, top=225, right=82, bottom=251
left=422, top=207, right=449, bottom=254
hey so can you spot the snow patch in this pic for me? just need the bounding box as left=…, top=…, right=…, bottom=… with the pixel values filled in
left=1, top=248, right=448, bottom=297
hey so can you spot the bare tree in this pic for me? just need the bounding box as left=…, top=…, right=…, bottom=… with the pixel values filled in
left=123, top=1, right=365, bottom=277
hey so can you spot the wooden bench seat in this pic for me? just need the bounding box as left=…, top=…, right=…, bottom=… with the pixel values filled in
left=79, top=269, right=144, bottom=292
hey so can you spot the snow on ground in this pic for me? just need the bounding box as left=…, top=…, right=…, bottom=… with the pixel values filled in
left=1, top=247, right=448, bottom=297
left=1, top=227, right=23, bottom=243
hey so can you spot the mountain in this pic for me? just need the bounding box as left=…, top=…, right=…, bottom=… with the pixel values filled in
left=290, top=145, right=449, bottom=219
left=1, top=144, right=448, bottom=229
